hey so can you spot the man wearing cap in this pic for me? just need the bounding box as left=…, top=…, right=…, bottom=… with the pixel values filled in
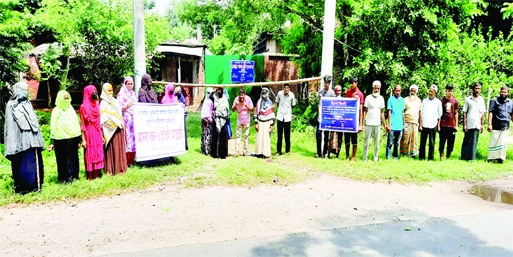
left=419, top=85, right=443, bottom=161
left=344, top=76, right=364, bottom=162
left=232, top=88, right=254, bottom=157
left=400, top=84, right=422, bottom=157
left=386, top=84, right=405, bottom=160
left=439, top=84, right=460, bottom=160
left=275, top=84, right=296, bottom=156
left=315, top=75, right=335, bottom=158
left=362, top=80, right=387, bottom=162
left=461, top=83, right=486, bottom=161
left=487, top=86, right=513, bottom=163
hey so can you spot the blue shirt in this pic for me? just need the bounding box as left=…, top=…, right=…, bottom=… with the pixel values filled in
left=489, top=97, right=513, bottom=130
left=387, top=96, right=405, bottom=131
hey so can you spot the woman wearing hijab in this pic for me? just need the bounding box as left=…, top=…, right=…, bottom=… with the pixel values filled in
left=117, top=76, right=137, bottom=166
left=161, top=83, right=177, bottom=104
left=138, top=74, right=158, bottom=103
left=254, top=87, right=275, bottom=158
left=48, top=90, right=82, bottom=183
left=201, top=88, right=214, bottom=155
left=80, top=85, right=104, bottom=180
left=210, top=87, right=230, bottom=159
left=4, top=82, right=45, bottom=194
left=175, top=85, right=189, bottom=150
left=100, top=83, right=128, bottom=175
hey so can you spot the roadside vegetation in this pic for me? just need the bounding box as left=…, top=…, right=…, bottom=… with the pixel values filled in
left=1, top=110, right=512, bottom=206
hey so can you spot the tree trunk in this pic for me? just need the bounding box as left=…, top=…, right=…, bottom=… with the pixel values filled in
left=47, top=81, right=52, bottom=107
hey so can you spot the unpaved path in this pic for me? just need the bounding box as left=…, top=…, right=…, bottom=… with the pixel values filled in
left=0, top=175, right=511, bottom=257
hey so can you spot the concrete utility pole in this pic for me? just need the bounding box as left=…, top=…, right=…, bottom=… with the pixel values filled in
left=133, top=0, right=146, bottom=94
left=320, top=0, right=336, bottom=89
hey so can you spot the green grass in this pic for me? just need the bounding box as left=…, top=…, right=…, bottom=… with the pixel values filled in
left=1, top=112, right=513, bottom=206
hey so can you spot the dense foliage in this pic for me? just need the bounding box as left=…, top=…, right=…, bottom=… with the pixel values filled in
left=177, top=0, right=513, bottom=98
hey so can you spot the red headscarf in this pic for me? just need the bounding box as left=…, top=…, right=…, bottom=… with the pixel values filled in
left=80, top=85, right=101, bottom=130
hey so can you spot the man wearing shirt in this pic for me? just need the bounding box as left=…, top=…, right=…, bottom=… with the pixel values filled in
left=232, top=88, right=254, bottom=157
left=316, top=75, right=335, bottom=158
left=362, top=80, right=387, bottom=162
left=276, top=84, right=296, bottom=155
left=419, top=85, right=443, bottom=161
left=461, top=83, right=486, bottom=161
left=439, top=84, right=460, bottom=160
left=400, top=84, right=422, bottom=157
left=487, top=86, right=513, bottom=163
left=345, top=76, right=364, bottom=162
left=386, top=84, right=405, bottom=160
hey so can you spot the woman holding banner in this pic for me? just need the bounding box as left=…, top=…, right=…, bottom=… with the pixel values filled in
left=100, top=83, right=128, bottom=175
left=162, top=84, right=189, bottom=151
left=80, top=85, right=104, bottom=180
left=254, top=87, right=275, bottom=158
left=138, top=74, right=158, bottom=104
left=117, top=76, right=137, bottom=166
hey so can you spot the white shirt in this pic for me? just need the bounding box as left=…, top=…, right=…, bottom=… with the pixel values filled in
left=364, top=94, right=385, bottom=126
left=463, top=95, right=486, bottom=130
left=276, top=90, right=296, bottom=122
left=421, top=97, right=443, bottom=128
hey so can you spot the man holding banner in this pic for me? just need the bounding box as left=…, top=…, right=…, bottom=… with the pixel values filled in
left=344, top=76, right=364, bottom=162
left=315, top=76, right=335, bottom=158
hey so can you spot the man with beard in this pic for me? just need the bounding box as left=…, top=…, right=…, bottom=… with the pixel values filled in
left=400, top=84, right=422, bottom=157
left=487, top=86, right=513, bottom=163
left=362, top=80, right=387, bottom=162
left=461, top=83, right=486, bottom=161
left=419, top=85, right=443, bottom=161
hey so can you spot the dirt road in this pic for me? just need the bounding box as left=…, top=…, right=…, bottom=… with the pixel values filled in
left=1, top=175, right=511, bottom=257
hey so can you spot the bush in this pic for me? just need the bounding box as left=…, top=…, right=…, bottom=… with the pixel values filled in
left=291, top=92, right=319, bottom=132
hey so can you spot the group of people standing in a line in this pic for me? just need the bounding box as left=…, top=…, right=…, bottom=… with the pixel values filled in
left=317, top=76, right=511, bottom=163
left=3, top=74, right=189, bottom=194
left=200, top=84, right=297, bottom=159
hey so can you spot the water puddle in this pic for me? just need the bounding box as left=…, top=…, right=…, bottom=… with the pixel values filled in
left=470, top=184, right=513, bottom=205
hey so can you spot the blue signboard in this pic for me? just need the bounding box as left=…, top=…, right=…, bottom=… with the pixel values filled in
left=320, top=97, right=360, bottom=132
left=231, top=60, right=255, bottom=83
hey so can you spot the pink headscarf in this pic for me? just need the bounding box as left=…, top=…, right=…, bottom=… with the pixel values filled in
left=161, top=83, right=178, bottom=104
left=80, top=85, right=101, bottom=130
left=117, top=76, right=137, bottom=108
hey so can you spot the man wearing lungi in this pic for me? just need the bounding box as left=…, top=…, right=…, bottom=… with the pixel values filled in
left=400, top=85, right=422, bottom=157
left=487, top=86, right=513, bottom=163
left=461, top=83, right=486, bottom=161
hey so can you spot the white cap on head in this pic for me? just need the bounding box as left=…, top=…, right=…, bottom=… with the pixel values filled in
left=410, top=84, right=418, bottom=91
left=430, top=84, right=438, bottom=93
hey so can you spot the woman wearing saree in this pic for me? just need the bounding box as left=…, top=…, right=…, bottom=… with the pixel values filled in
left=48, top=90, right=82, bottom=183
left=80, top=85, right=104, bottom=180
left=4, top=82, right=45, bottom=194
left=117, top=76, right=137, bottom=166
left=100, top=83, right=128, bottom=175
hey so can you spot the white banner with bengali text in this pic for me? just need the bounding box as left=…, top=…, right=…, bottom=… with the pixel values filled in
left=133, top=103, right=185, bottom=161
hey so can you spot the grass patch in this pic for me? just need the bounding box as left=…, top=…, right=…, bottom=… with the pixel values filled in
left=1, top=111, right=513, bottom=206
